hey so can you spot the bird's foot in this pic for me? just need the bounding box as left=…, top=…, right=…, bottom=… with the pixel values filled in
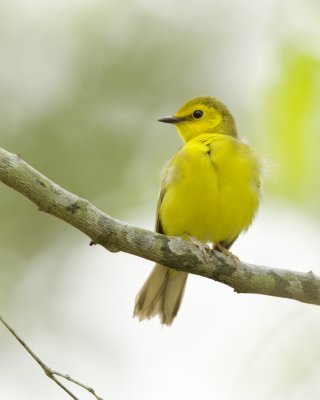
left=184, top=234, right=211, bottom=262
left=215, top=243, right=239, bottom=267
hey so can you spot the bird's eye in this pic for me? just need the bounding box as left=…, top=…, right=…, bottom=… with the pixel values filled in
left=193, top=110, right=203, bottom=119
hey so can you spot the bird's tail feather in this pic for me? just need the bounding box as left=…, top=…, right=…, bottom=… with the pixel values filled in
left=134, top=264, right=188, bottom=326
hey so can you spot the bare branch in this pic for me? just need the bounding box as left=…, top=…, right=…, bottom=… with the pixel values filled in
left=0, top=315, right=103, bottom=400
left=0, top=146, right=319, bottom=306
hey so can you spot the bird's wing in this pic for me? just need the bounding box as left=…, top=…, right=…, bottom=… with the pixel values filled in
left=154, top=153, right=178, bottom=235
left=155, top=186, right=165, bottom=234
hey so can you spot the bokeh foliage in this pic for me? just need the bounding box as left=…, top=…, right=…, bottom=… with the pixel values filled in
left=261, top=48, right=320, bottom=213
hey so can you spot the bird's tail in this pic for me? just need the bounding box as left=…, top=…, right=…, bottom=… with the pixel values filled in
left=134, top=264, right=188, bottom=326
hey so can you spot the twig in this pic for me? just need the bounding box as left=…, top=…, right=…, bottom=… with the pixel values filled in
left=0, top=146, right=319, bottom=305
left=0, top=315, right=104, bottom=400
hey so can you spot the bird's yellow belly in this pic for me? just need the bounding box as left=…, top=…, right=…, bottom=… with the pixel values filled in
left=159, top=135, right=260, bottom=244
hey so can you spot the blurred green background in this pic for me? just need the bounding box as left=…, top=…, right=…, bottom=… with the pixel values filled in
left=1, top=1, right=320, bottom=399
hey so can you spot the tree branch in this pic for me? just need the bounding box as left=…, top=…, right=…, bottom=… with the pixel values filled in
left=0, top=314, right=103, bottom=400
left=0, top=146, right=319, bottom=306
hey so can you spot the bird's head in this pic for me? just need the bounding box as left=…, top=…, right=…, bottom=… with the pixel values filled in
left=158, top=96, right=237, bottom=142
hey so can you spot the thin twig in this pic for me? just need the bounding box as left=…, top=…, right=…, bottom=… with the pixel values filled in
left=52, top=371, right=104, bottom=400
left=0, top=315, right=104, bottom=400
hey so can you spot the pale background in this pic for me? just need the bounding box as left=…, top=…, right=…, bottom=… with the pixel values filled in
left=1, top=1, right=320, bottom=399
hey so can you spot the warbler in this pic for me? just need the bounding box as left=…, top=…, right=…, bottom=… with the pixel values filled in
left=134, top=96, right=261, bottom=325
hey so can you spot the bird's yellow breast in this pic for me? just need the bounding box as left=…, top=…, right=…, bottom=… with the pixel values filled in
left=159, top=133, right=261, bottom=244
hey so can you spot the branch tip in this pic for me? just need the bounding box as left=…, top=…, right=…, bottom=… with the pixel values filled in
left=0, top=315, right=104, bottom=400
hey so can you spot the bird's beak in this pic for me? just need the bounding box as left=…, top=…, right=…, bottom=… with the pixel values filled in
left=158, top=115, right=183, bottom=124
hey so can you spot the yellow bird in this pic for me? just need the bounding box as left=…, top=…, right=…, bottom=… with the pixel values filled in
left=134, top=96, right=261, bottom=325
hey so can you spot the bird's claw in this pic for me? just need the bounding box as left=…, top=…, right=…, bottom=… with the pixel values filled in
left=215, top=243, right=239, bottom=267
